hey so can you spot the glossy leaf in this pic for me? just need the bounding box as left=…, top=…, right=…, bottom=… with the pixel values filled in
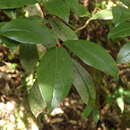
left=117, top=42, right=130, bottom=64
left=112, top=6, right=130, bottom=25
left=65, top=40, right=118, bottom=79
left=91, top=9, right=113, bottom=20
left=20, top=44, right=39, bottom=74
left=48, top=18, right=78, bottom=41
left=0, top=0, right=37, bottom=9
left=108, top=21, right=130, bottom=39
left=66, top=0, right=89, bottom=17
left=37, top=47, right=73, bottom=108
left=43, top=0, right=70, bottom=21
left=28, top=81, right=46, bottom=117
left=0, top=18, right=56, bottom=44
left=73, top=60, right=96, bottom=104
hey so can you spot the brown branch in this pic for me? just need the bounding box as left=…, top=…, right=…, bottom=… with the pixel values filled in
left=75, top=19, right=91, bottom=32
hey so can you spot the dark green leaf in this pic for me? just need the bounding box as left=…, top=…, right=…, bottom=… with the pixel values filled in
left=28, top=81, right=46, bottom=117
left=66, top=0, right=89, bottom=17
left=112, top=6, right=130, bottom=25
left=121, top=0, right=130, bottom=7
left=1, top=37, right=18, bottom=50
left=65, top=40, right=118, bottom=79
left=43, top=0, right=70, bottom=21
left=108, top=21, right=130, bottom=39
left=73, top=60, right=96, bottom=104
left=124, top=97, right=130, bottom=104
left=0, top=0, right=37, bottom=9
left=92, top=108, right=100, bottom=123
left=124, top=91, right=130, bottom=97
left=20, top=44, right=39, bottom=74
left=37, top=47, right=73, bottom=108
left=0, top=22, right=6, bottom=28
left=117, top=42, right=130, bottom=64
left=48, top=18, right=78, bottom=41
left=82, top=105, right=93, bottom=119
left=0, top=18, right=56, bottom=44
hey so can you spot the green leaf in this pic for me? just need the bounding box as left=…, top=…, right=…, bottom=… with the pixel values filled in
left=108, top=21, right=130, bottom=39
left=66, top=0, right=89, bottom=17
left=117, top=42, right=130, bottom=64
left=0, top=18, right=56, bottom=44
left=0, top=0, right=37, bottom=9
left=73, top=60, right=96, bottom=104
left=28, top=81, right=46, bottom=117
left=65, top=40, right=118, bottom=79
left=0, top=22, right=6, bottom=28
left=124, top=91, right=130, bottom=97
left=92, top=108, right=100, bottom=123
left=121, top=0, right=130, bottom=7
left=91, top=9, right=113, bottom=20
left=43, top=0, right=70, bottom=21
left=37, top=47, right=73, bottom=108
left=1, top=37, right=18, bottom=50
left=48, top=18, right=78, bottom=41
left=124, top=97, right=130, bottom=104
left=20, top=44, right=39, bottom=74
left=82, top=105, right=93, bottom=118
left=112, top=6, right=130, bottom=25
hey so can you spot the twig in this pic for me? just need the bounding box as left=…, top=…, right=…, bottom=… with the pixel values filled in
left=75, top=7, right=101, bottom=32
left=38, top=3, right=46, bottom=18
left=75, top=19, right=91, bottom=32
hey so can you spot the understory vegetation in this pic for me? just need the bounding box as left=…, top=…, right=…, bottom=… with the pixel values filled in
left=0, top=0, right=130, bottom=129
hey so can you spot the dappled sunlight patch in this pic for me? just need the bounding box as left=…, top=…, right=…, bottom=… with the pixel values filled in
left=0, top=100, right=39, bottom=130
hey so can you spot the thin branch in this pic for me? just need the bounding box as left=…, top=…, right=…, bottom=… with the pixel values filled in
left=75, top=7, right=101, bottom=32
left=75, top=19, right=91, bottom=32
left=38, top=3, right=46, bottom=18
